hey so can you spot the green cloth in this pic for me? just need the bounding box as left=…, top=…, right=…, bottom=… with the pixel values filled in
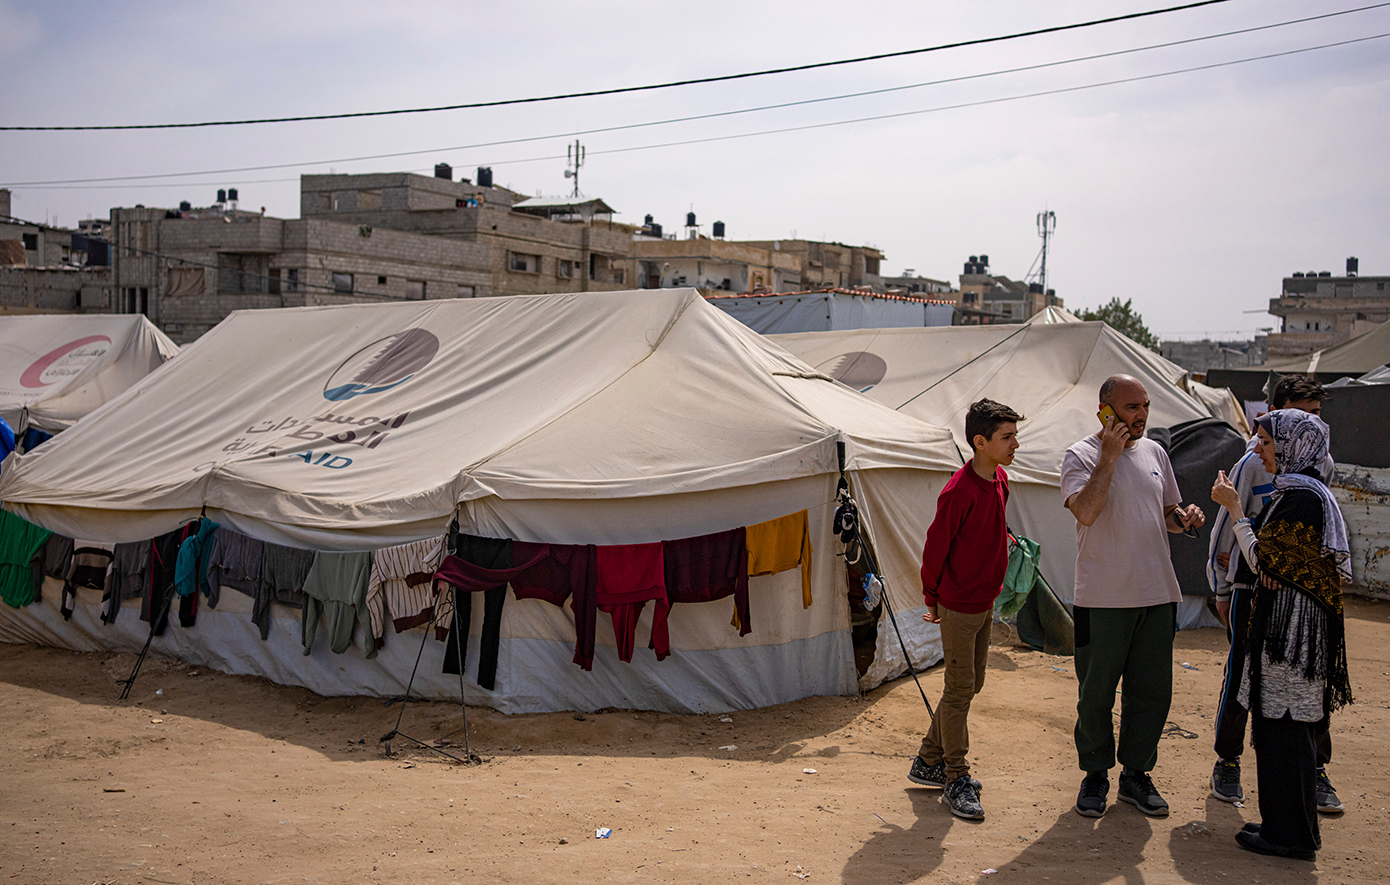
left=996, top=536, right=1041, bottom=619
left=300, top=551, right=375, bottom=660
left=0, top=510, right=53, bottom=608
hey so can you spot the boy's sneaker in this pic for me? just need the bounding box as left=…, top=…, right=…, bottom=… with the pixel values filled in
left=907, top=757, right=981, bottom=791
left=1118, top=770, right=1170, bottom=817
left=944, top=775, right=984, bottom=820
left=1315, top=768, right=1344, bottom=814
left=1210, top=758, right=1245, bottom=803
left=1075, top=771, right=1109, bottom=818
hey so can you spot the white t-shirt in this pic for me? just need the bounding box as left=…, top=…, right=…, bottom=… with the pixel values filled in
left=1060, top=435, right=1182, bottom=608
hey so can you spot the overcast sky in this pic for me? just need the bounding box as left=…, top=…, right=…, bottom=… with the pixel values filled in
left=3, top=0, right=1388, bottom=339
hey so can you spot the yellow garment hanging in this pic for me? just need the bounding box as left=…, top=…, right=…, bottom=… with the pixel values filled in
left=745, top=509, right=813, bottom=608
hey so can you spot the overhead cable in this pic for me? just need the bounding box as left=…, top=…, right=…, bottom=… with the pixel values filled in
left=0, top=1, right=1237, bottom=131
left=7, top=3, right=1388, bottom=188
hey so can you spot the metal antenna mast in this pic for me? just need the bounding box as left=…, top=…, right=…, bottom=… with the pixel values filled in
left=564, top=139, right=585, bottom=198
left=1036, top=210, right=1057, bottom=295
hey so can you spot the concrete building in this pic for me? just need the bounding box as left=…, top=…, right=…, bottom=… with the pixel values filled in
left=956, top=254, right=1062, bottom=324
left=1161, top=336, right=1269, bottom=375
left=299, top=170, right=633, bottom=297
left=1265, top=259, right=1390, bottom=360
left=736, top=239, right=884, bottom=292
left=2, top=190, right=115, bottom=316
left=629, top=236, right=800, bottom=293
left=105, top=205, right=491, bottom=343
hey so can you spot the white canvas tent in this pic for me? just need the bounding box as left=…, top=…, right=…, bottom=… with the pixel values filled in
left=0, top=290, right=962, bottom=712
left=773, top=320, right=1232, bottom=627
left=706, top=290, right=956, bottom=334
left=0, top=313, right=179, bottom=433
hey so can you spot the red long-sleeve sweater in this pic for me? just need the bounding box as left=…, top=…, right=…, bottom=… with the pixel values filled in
left=920, top=460, right=1009, bottom=614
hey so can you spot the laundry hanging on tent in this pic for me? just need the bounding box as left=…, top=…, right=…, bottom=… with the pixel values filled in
left=102, top=541, right=150, bottom=625
left=30, top=532, right=72, bottom=605
left=746, top=510, right=813, bottom=607
left=369, top=535, right=445, bottom=633
left=597, top=543, right=670, bottom=662
left=664, top=527, right=751, bottom=636
left=509, top=543, right=600, bottom=671
left=300, top=551, right=375, bottom=658
left=254, top=543, right=313, bottom=641
left=0, top=416, right=15, bottom=471
left=62, top=540, right=113, bottom=621
left=174, top=518, right=220, bottom=600
left=205, top=528, right=263, bottom=607
left=996, top=536, right=1043, bottom=620
left=143, top=525, right=194, bottom=635
left=0, top=510, right=53, bottom=608
left=433, top=534, right=515, bottom=690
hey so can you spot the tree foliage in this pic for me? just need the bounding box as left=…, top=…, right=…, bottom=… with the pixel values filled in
left=1077, top=297, right=1160, bottom=351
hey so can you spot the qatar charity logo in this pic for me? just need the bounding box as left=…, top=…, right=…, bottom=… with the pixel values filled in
left=322, top=328, right=440, bottom=401
left=19, top=335, right=114, bottom=388
left=817, top=351, right=888, bottom=393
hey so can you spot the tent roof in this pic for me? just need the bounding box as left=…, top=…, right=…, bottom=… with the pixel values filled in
left=772, top=321, right=1213, bottom=486
left=1025, top=306, right=1081, bottom=324
left=0, top=290, right=960, bottom=547
left=1262, top=320, right=1390, bottom=375
left=0, top=313, right=179, bottom=432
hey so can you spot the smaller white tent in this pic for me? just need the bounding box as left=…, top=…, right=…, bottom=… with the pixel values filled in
left=0, top=290, right=962, bottom=712
left=773, top=321, right=1231, bottom=628
left=0, top=314, right=178, bottom=433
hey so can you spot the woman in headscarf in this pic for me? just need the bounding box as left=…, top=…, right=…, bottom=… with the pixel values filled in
left=1211, top=409, right=1353, bottom=861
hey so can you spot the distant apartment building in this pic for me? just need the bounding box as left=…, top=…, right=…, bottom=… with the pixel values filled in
left=956, top=254, right=1061, bottom=324
left=1, top=188, right=115, bottom=315
left=629, top=236, right=800, bottom=293
left=1265, top=258, right=1389, bottom=360
left=1161, top=336, right=1269, bottom=374
left=299, top=168, right=633, bottom=296
left=103, top=203, right=491, bottom=343
left=735, top=239, right=885, bottom=292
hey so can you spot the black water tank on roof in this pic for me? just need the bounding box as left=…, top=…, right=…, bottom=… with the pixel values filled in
left=644, top=214, right=654, bottom=226
left=979, top=254, right=989, bottom=267
left=1347, top=256, right=1359, bottom=276
left=649, top=222, right=663, bottom=238
left=179, top=201, right=191, bottom=212
left=1319, top=271, right=1332, bottom=277
left=713, top=221, right=725, bottom=238
left=969, top=255, right=979, bottom=264
left=1293, top=272, right=1304, bottom=278
left=217, top=189, right=227, bottom=203
left=227, top=188, right=238, bottom=202
left=687, top=212, right=697, bottom=227
left=476, top=167, right=493, bottom=187
left=435, top=163, right=452, bottom=180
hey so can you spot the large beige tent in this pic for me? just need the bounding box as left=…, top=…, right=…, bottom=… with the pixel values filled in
left=0, top=313, right=178, bottom=433
left=773, top=319, right=1230, bottom=625
left=0, top=290, right=962, bottom=712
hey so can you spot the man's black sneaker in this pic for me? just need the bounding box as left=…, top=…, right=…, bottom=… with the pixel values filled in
left=1315, top=768, right=1344, bottom=814
left=1075, top=771, right=1109, bottom=818
left=1210, top=758, right=1245, bottom=803
left=944, top=775, right=985, bottom=821
left=907, top=757, right=980, bottom=791
left=1235, top=830, right=1315, bottom=861
left=1118, top=770, right=1170, bottom=817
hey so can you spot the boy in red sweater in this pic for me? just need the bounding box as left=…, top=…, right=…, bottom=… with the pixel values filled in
left=908, top=398, right=1023, bottom=820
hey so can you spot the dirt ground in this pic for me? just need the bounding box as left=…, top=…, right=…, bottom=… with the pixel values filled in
left=1, top=599, right=1386, bottom=885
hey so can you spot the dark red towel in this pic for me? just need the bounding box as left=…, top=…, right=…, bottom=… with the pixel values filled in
left=596, top=543, right=670, bottom=662
left=663, top=527, right=750, bottom=636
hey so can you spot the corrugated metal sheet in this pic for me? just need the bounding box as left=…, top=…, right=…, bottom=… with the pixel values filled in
left=1332, top=465, right=1390, bottom=599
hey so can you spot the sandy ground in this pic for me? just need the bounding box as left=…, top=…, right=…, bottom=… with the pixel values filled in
left=1, top=598, right=1386, bottom=885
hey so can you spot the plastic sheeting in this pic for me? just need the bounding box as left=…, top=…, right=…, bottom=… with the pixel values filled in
left=708, top=292, right=952, bottom=334
left=0, top=314, right=178, bottom=432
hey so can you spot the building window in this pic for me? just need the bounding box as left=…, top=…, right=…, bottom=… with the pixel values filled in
left=120, top=287, right=149, bottom=315
left=357, top=189, right=382, bottom=210
left=218, top=253, right=272, bottom=294
left=509, top=252, right=539, bottom=273
left=557, top=259, right=575, bottom=279
left=406, top=280, right=425, bottom=300
left=332, top=272, right=354, bottom=293
left=22, top=233, right=38, bottom=251
left=378, top=275, right=387, bottom=285
left=268, top=268, right=281, bottom=295
left=456, top=284, right=476, bottom=298
left=286, top=268, right=299, bottom=292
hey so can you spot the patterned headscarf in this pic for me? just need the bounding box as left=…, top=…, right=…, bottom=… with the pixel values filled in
left=1255, top=409, right=1352, bottom=582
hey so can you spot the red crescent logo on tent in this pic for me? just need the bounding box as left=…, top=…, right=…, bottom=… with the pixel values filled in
left=19, top=335, right=114, bottom=388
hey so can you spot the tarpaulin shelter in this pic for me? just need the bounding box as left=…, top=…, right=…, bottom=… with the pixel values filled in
left=772, top=319, right=1237, bottom=627
left=0, top=314, right=178, bottom=433
left=706, top=289, right=956, bottom=334
left=0, top=290, right=963, bottom=711
left=1208, top=321, right=1390, bottom=402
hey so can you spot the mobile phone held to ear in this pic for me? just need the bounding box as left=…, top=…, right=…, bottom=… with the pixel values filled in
left=1097, top=404, right=1118, bottom=428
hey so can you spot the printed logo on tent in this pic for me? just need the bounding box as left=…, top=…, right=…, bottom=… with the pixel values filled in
left=19, top=335, right=114, bottom=388
left=322, top=329, right=440, bottom=401
left=818, top=351, right=887, bottom=393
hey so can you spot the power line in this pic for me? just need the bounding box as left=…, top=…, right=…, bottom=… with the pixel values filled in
left=0, top=1, right=1236, bottom=132
left=7, top=3, right=1385, bottom=188
left=10, top=30, right=1387, bottom=192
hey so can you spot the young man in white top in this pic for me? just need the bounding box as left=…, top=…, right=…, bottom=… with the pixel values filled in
left=1206, top=374, right=1342, bottom=812
left=1061, top=374, right=1205, bottom=818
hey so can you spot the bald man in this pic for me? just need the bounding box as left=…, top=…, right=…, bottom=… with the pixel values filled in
left=1060, top=374, right=1204, bottom=819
